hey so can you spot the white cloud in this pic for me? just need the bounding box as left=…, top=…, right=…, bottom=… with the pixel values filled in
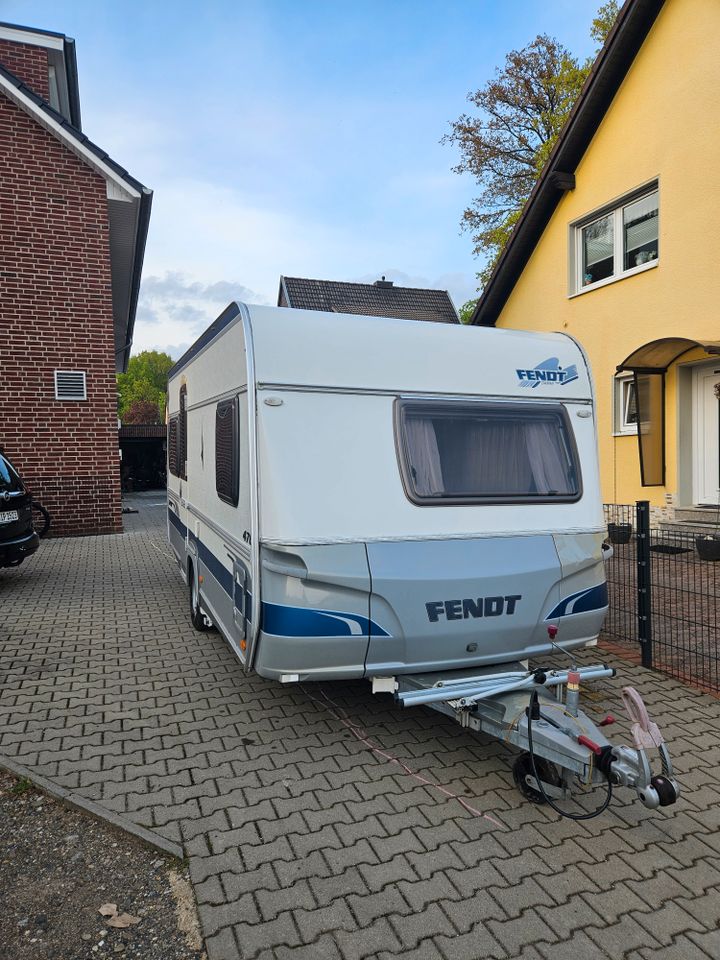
left=132, top=270, right=268, bottom=356
left=131, top=174, right=478, bottom=354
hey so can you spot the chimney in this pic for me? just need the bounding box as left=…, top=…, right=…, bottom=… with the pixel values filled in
left=373, top=276, right=394, bottom=288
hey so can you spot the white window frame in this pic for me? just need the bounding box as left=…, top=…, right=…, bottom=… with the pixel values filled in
left=571, top=183, right=659, bottom=296
left=613, top=374, right=639, bottom=436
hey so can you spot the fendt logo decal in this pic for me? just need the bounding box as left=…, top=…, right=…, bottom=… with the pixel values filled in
left=426, top=595, right=521, bottom=623
left=516, top=357, right=578, bottom=389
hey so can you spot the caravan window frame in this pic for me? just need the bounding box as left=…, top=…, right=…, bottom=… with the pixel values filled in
left=215, top=395, right=240, bottom=507
left=394, top=398, right=582, bottom=506
left=168, top=417, right=179, bottom=477
left=178, top=384, right=188, bottom=480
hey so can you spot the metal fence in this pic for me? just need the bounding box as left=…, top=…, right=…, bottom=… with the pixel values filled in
left=602, top=502, right=720, bottom=695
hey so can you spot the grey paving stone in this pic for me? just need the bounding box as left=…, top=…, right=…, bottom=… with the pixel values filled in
left=294, top=899, right=356, bottom=942
left=200, top=895, right=260, bottom=937
left=204, top=925, right=240, bottom=960
left=2, top=494, right=720, bottom=960
left=433, top=924, right=506, bottom=960
left=332, top=918, right=402, bottom=960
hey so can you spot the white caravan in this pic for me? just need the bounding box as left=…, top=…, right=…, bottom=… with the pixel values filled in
left=166, top=303, right=678, bottom=814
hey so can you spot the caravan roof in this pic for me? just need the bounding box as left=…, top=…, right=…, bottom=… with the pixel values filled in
left=247, top=305, right=591, bottom=400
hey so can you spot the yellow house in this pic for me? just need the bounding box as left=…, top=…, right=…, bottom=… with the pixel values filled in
left=470, top=0, right=720, bottom=520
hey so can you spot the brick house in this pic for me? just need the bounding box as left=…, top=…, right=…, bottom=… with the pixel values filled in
left=0, top=22, right=152, bottom=535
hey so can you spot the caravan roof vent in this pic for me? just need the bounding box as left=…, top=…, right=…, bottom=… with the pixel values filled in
left=54, top=370, right=87, bottom=401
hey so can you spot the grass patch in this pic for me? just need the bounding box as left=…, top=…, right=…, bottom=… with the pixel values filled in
left=10, top=777, right=33, bottom=796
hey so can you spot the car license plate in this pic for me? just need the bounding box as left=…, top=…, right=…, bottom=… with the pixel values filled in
left=0, top=510, right=19, bottom=523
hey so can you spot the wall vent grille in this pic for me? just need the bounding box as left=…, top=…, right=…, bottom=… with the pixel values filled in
left=54, top=370, right=87, bottom=401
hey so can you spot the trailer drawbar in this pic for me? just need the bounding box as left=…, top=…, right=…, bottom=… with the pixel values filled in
left=388, top=653, right=679, bottom=820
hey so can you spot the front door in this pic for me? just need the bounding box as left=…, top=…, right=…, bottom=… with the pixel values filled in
left=694, top=364, right=720, bottom=505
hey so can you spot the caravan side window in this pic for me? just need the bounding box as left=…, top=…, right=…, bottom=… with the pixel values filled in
left=178, top=385, right=187, bottom=480
left=168, top=417, right=179, bottom=477
left=215, top=396, right=239, bottom=507
left=396, top=400, right=581, bottom=505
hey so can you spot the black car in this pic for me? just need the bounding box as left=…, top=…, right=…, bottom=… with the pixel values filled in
left=0, top=452, right=39, bottom=568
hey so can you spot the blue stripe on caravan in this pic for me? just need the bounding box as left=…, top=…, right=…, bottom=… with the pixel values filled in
left=545, top=582, right=608, bottom=620
left=189, top=531, right=234, bottom=597
left=168, top=508, right=186, bottom=537
left=261, top=602, right=389, bottom=639
left=181, top=529, right=390, bottom=638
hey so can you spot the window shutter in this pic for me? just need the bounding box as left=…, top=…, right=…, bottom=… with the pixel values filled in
left=168, top=418, right=179, bottom=476
left=215, top=397, right=239, bottom=506
left=178, top=385, right=187, bottom=480
left=55, top=370, right=87, bottom=400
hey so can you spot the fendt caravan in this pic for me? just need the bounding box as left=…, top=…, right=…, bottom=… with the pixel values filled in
left=167, top=303, right=678, bottom=815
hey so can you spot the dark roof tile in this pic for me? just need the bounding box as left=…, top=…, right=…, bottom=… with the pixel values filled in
left=279, top=276, right=459, bottom=324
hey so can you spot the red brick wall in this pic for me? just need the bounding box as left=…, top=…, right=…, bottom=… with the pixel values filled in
left=0, top=92, right=123, bottom=536
left=0, top=39, right=50, bottom=101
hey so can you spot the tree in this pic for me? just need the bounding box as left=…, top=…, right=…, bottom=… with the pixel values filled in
left=117, top=350, right=174, bottom=422
left=458, top=298, right=478, bottom=324
left=122, top=399, right=163, bottom=425
left=444, top=2, right=619, bottom=288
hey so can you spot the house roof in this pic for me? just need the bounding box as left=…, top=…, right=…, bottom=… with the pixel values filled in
left=471, top=0, right=665, bottom=327
left=0, top=21, right=81, bottom=127
left=279, top=276, right=459, bottom=324
left=119, top=424, right=166, bottom=439
left=0, top=31, right=152, bottom=374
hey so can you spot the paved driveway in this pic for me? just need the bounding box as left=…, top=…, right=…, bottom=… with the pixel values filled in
left=1, top=493, right=720, bottom=960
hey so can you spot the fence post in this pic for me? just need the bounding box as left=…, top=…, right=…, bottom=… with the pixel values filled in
left=636, top=500, right=653, bottom=668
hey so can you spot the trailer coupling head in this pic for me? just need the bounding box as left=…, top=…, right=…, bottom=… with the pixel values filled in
left=597, top=686, right=680, bottom=810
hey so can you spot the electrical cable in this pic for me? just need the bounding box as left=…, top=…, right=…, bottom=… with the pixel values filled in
left=526, top=690, right=613, bottom=820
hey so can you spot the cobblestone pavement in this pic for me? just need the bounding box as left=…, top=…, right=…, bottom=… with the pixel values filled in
left=1, top=492, right=720, bottom=960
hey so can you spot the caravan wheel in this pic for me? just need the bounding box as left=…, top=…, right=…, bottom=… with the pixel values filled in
left=189, top=563, right=214, bottom=632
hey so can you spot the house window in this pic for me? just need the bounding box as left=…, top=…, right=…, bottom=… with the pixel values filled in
left=396, top=399, right=580, bottom=505
left=575, top=186, right=658, bottom=292
left=178, top=385, right=187, bottom=480
left=48, top=63, right=60, bottom=112
left=215, top=397, right=239, bottom=506
left=54, top=370, right=87, bottom=401
left=614, top=376, right=638, bottom=434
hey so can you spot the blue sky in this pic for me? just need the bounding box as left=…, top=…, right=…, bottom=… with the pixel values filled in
left=3, top=0, right=601, bottom=357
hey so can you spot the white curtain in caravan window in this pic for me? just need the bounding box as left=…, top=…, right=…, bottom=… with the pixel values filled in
left=405, top=417, right=444, bottom=495
left=524, top=421, right=573, bottom=494
left=439, top=420, right=534, bottom=495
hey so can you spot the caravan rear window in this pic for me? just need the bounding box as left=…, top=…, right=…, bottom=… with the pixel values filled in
left=396, top=400, right=581, bottom=505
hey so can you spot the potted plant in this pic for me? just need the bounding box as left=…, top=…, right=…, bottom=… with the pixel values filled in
left=608, top=521, right=632, bottom=544
left=607, top=505, right=632, bottom=544
left=696, top=535, right=720, bottom=561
